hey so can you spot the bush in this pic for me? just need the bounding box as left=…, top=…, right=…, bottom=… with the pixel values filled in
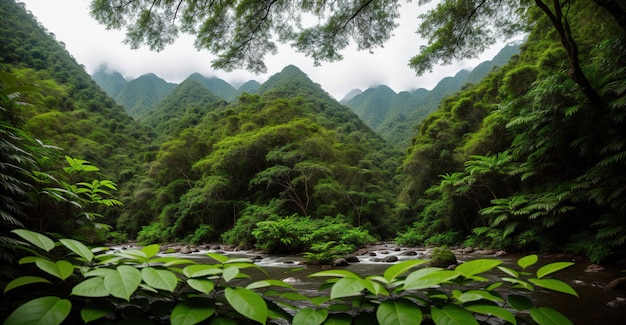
left=184, top=224, right=215, bottom=245
left=2, top=229, right=578, bottom=325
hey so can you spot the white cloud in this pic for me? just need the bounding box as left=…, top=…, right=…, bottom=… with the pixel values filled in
left=20, top=0, right=507, bottom=99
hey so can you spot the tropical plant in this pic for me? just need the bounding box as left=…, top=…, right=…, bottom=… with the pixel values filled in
left=1, top=229, right=577, bottom=325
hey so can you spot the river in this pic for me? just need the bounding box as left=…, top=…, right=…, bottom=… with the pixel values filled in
left=166, top=245, right=626, bottom=324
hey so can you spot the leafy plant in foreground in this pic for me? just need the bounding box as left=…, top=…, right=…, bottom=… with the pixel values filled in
left=1, top=229, right=576, bottom=324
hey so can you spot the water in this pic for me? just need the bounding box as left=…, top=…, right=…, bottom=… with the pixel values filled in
left=166, top=248, right=626, bottom=324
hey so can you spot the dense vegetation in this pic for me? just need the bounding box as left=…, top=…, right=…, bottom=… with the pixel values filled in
left=2, top=0, right=626, bottom=262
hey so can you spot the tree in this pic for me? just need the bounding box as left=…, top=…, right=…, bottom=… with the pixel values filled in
left=90, top=0, right=623, bottom=105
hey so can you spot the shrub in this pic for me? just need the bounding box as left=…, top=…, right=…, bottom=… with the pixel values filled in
left=2, top=229, right=578, bottom=325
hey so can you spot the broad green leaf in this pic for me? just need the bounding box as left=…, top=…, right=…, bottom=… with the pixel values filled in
left=293, top=308, right=328, bottom=325
left=517, top=255, right=538, bottom=270
left=103, top=265, right=142, bottom=301
left=455, top=259, right=502, bottom=278
left=222, top=265, right=239, bottom=282
left=225, top=257, right=255, bottom=264
left=431, top=304, right=479, bottom=325
left=60, top=238, right=94, bottom=262
left=187, top=278, right=215, bottom=294
left=309, top=269, right=360, bottom=279
left=142, top=267, right=178, bottom=292
left=84, top=268, right=116, bottom=278
left=4, top=296, right=71, bottom=325
left=330, top=277, right=365, bottom=299
left=376, top=299, right=422, bottom=325
left=4, top=276, right=51, bottom=293
left=225, top=287, right=268, bottom=323
left=502, top=277, right=534, bottom=290
left=507, top=294, right=533, bottom=311
left=497, top=266, right=519, bottom=278
left=383, top=259, right=428, bottom=283
left=18, top=256, right=39, bottom=264
left=151, top=256, right=197, bottom=267
left=366, top=278, right=390, bottom=296
left=12, top=229, right=55, bottom=252
left=246, top=279, right=296, bottom=290
left=529, top=307, right=572, bottom=325
left=206, top=252, right=229, bottom=263
left=457, top=290, right=503, bottom=303
left=183, top=264, right=223, bottom=278
left=115, top=249, right=148, bottom=262
left=72, top=277, right=109, bottom=297
left=465, top=304, right=517, bottom=324
left=536, top=262, right=574, bottom=279
left=404, top=269, right=459, bottom=290
left=486, top=282, right=503, bottom=291
left=35, top=258, right=74, bottom=280
left=528, top=278, right=578, bottom=296
left=80, top=300, right=114, bottom=323
left=310, top=296, right=330, bottom=306
left=142, top=244, right=161, bottom=259
left=171, top=298, right=215, bottom=325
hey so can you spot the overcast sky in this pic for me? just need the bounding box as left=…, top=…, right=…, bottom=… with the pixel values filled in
left=21, top=0, right=509, bottom=100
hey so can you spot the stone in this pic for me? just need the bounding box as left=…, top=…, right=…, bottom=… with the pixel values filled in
left=428, top=247, right=457, bottom=268
left=461, top=247, right=475, bottom=254
left=369, top=252, right=377, bottom=256
left=606, top=297, right=626, bottom=308
left=379, top=250, right=389, bottom=254
left=383, top=255, right=398, bottom=263
left=210, top=244, right=221, bottom=250
left=333, top=258, right=349, bottom=266
left=344, top=255, right=360, bottom=263
left=180, top=246, right=192, bottom=254
left=608, top=277, right=626, bottom=290
left=494, top=250, right=507, bottom=257
left=401, top=250, right=418, bottom=256
left=585, top=264, right=606, bottom=272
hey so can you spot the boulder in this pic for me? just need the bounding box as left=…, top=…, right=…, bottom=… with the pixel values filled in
left=401, top=250, right=418, bottom=256
left=383, top=255, right=398, bottom=263
left=180, top=246, right=192, bottom=254
left=333, top=258, right=349, bottom=266
left=608, top=277, right=626, bottom=290
left=344, top=255, right=360, bottom=263
left=494, top=250, right=507, bottom=257
left=585, top=264, right=606, bottom=272
left=606, top=297, right=626, bottom=308
left=428, top=247, right=457, bottom=268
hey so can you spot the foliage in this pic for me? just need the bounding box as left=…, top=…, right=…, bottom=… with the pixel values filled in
left=2, top=229, right=577, bottom=325
left=303, top=241, right=353, bottom=265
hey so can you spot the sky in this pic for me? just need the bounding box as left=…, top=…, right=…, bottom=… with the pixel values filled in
left=20, top=0, right=510, bottom=100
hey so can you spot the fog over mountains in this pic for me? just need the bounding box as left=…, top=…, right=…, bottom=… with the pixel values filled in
left=93, top=45, right=519, bottom=147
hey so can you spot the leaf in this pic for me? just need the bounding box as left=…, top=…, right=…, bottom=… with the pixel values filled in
left=209, top=317, right=237, bottom=325
left=171, top=298, right=215, bottom=325
left=141, top=267, right=178, bottom=292
left=246, top=279, right=296, bottom=290
left=12, top=229, right=55, bottom=252
left=330, top=277, right=366, bottom=299
left=103, top=265, right=142, bottom=301
left=465, top=304, right=517, bottom=324
left=35, top=258, right=74, bottom=280
left=309, top=269, right=360, bottom=279
left=293, top=308, right=328, bottom=325
left=517, top=255, right=538, bottom=270
left=4, top=276, right=51, bottom=294
left=142, top=244, right=161, bottom=259
left=60, top=238, right=94, bottom=262
left=225, top=287, right=268, bottom=323
left=457, top=290, right=503, bottom=303
left=183, top=264, right=223, bottom=278
left=536, top=262, right=574, bottom=279
left=507, top=294, right=533, bottom=311
left=404, top=269, right=459, bottom=290
left=322, top=314, right=353, bottom=325
left=187, top=278, right=215, bottom=294
left=206, top=252, right=229, bottom=263
left=455, top=259, right=502, bottom=278
left=528, top=278, right=578, bottom=297
left=497, top=266, right=519, bottom=278
left=529, top=307, right=572, bottom=325
left=383, top=259, right=428, bottom=283
left=80, top=300, right=114, bottom=323
left=222, top=265, right=239, bottom=282
left=431, top=305, right=479, bottom=325
left=4, top=296, right=71, bottom=325
left=72, top=277, right=109, bottom=297
left=376, top=299, right=422, bottom=325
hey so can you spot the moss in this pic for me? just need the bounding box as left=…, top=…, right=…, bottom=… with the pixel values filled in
left=429, top=247, right=457, bottom=268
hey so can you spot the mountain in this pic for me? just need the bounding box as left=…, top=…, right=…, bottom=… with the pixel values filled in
left=92, top=67, right=127, bottom=98
left=140, top=77, right=226, bottom=138
left=187, top=73, right=238, bottom=101
left=344, top=44, right=520, bottom=147
left=237, top=80, right=261, bottom=94
left=340, top=89, right=363, bottom=104
left=113, top=73, right=177, bottom=119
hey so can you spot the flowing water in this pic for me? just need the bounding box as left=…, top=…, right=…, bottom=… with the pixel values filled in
left=166, top=247, right=626, bottom=324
